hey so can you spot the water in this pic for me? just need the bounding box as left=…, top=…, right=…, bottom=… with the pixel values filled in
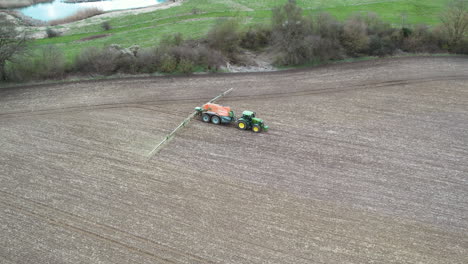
left=19, top=0, right=165, bottom=21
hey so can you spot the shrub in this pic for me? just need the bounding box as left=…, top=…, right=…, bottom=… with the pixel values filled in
left=196, top=45, right=226, bottom=71
left=115, top=54, right=137, bottom=74
left=206, top=19, right=241, bottom=56
left=160, top=33, right=184, bottom=48
left=74, top=45, right=142, bottom=75
left=361, top=12, right=392, bottom=35
left=368, top=35, right=397, bottom=57
left=7, top=45, right=65, bottom=81
left=136, top=41, right=226, bottom=73
left=39, top=45, right=66, bottom=79
left=310, top=12, right=344, bottom=60
left=452, top=39, right=468, bottom=54
left=431, top=26, right=450, bottom=50
left=177, top=58, right=195, bottom=73
left=341, top=15, right=370, bottom=56
left=271, top=3, right=347, bottom=65
left=46, top=28, right=60, bottom=38
left=170, top=45, right=198, bottom=62
left=312, top=12, right=343, bottom=40
left=107, top=44, right=138, bottom=73
left=401, top=27, right=412, bottom=38
left=128, top=45, right=140, bottom=56
left=159, top=54, right=177, bottom=73
left=311, top=36, right=344, bottom=61
left=240, top=25, right=272, bottom=50
left=101, top=21, right=112, bottom=31
left=271, top=0, right=312, bottom=65
left=191, top=8, right=201, bottom=15
left=0, top=13, right=28, bottom=81
left=49, top=7, right=104, bottom=26
left=135, top=47, right=163, bottom=73
left=401, top=25, right=442, bottom=53
left=74, top=46, right=117, bottom=74
left=5, top=55, right=33, bottom=82
left=440, top=0, right=468, bottom=49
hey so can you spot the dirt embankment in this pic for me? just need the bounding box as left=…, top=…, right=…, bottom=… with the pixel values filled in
left=0, top=0, right=53, bottom=9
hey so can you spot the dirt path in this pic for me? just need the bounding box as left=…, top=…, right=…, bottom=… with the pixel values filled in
left=1, top=57, right=467, bottom=263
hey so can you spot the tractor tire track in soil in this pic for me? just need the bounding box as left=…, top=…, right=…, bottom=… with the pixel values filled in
left=1, top=75, right=467, bottom=119
left=1, top=56, right=467, bottom=263
left=0, top=190, right=213, bottom=264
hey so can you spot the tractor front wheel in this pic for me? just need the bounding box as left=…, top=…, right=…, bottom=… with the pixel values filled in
left=252, top=124, right=262, bottom=133
left=237, top=121, right=247, bottom=130
left=202, top=113, right=211, bottom=123
left=211, top=115, right=221, bottom=125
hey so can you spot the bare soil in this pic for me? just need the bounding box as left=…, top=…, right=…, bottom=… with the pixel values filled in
left=1, top=57, right=467, bottom=263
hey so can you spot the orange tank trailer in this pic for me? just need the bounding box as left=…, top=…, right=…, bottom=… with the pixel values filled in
left=202, top=103, right=232, bottom=117
left=195, top=103, right=235, bottom=125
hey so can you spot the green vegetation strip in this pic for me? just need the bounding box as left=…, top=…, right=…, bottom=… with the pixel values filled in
left=32, top=0, right=451, bottom=56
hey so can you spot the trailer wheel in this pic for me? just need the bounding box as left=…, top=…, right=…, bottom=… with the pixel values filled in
left=211, top=115, right=221, bottom=125
left=202, top=113, right=211, bottom=123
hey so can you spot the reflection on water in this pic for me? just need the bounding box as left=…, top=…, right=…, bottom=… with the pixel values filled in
left=19, top=0, right=165, bottom=21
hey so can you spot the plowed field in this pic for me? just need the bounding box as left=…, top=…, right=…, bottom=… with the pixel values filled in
left=1, top=57, right=467, bottom=263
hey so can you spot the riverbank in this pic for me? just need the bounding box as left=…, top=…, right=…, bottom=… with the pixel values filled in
left=62, top=0, right=108, bottom=3
left=0, top=0, right=52, bottom=9
left=89, top=0, right=182, bottom=20
left=1, top=0, right=183, bottom=38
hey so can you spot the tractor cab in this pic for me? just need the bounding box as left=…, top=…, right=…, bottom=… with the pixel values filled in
left=242, top=111, right=255, bottom=120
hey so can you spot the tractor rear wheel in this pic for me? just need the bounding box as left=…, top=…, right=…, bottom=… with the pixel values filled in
left=252, top=124, right=262, bottom=133
left=237, top=121, right=247, bottom=130
left=211, top=115, right=221, bottom=125
left=202, top=113, right=211, bottom=123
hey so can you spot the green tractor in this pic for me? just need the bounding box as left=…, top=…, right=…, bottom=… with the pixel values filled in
left=236, top=111, right=269, bottom=133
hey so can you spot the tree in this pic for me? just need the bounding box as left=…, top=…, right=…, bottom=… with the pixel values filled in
left=271, top=0, right=312, bottom=65
left=441, top=0, right=468, bottom=48
left=0, top=14, right=28, bottom=81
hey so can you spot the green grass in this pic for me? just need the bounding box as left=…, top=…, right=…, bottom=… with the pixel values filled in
left=30, top=0, right=452, bottom=61
left=315, top=0, right=450, bottom=25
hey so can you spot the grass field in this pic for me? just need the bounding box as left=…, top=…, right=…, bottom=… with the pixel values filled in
left=30, top=0, right=452, bottom=61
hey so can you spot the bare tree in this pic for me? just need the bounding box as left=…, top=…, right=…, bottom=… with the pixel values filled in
left=271, top=0, right=312, bottom=65
left=441, top=0, right=468, bottom=47
left=0, top=13, right=28, bottom=81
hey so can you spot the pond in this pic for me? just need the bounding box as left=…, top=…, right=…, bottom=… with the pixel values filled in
left=19, top=0, right=166, bottom=21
